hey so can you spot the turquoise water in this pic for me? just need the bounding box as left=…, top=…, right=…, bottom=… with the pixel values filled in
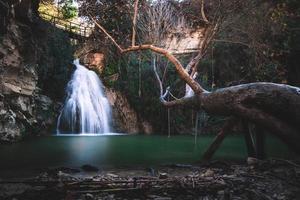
left=0, top=134, right=294, bottom=174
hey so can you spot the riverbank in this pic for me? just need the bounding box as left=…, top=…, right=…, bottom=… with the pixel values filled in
left=0, top=159, right=299, bottom=200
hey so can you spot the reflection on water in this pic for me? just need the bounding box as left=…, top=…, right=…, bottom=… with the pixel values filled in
left=0, top=134, right=295, bottom=177
left=57, top=133, right=125, bottom=136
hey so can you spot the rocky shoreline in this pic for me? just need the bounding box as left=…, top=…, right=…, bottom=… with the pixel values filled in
left=0, top=159, right=299, bottom=200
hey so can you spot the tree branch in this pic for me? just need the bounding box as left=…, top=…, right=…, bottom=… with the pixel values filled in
left=202, top=117, right=236, bottom=161
left=89, top=15, right=124, bottom=52
left=185, top=23, right=219, bottom=77
left=91, top=15, right=206, bottom=94
left=213, top=39, right=250, bottom=47
left=123, top=45, right=207, bottom=94
left=201, top=0, right=209, bottom=24
left=160, top=92, right=198, bottom=108
left=132, top=0, right=139, bottom=47
left=152, top=55, right=163, bottom=96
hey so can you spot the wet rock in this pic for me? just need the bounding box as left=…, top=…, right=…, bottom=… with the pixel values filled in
left=84, top=193, right=94, bottom=200
left=47, top=167, right=80, bottom=174
left=158, top=172, right=168, bottom=179
left=35, top=95, right=53, bottom=111
left=105, top=88, right=153, bottom=134
left=154, top=197, right=172, bottom=200
left=0, top=184, right=32, bottom=198
left=81, top=52, right=105, bottom=74
left=0, top=109, right=24, bottom=142
left=247, top=157, right=259, bottom=166
left=34, top=94, right=57, bottom=134
left=202, top=169, right=214, bottom=177
left=0, top=19, right=45, bottom=142
left=106, top=173, right=119, bottom=178
left=0, top=4, right=70, bottom=142
left=57, top=171, right=80, bottom=181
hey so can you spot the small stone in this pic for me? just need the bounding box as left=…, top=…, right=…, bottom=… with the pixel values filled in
left=218, top=190, right=225, bottom=195
left=107, top=173, right=119, bottom=178
left=85, top=193, right=94, bottom=200
left=247, top=157, right=259, bottom=166
left=57, top=171, right=70, bottom=177
left=203, top=169, right=214, bottom=177
left=158, top=172, right=168, bottom=179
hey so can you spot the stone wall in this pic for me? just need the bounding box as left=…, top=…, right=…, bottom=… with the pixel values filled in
left=0, top=0, right=63, bottom=142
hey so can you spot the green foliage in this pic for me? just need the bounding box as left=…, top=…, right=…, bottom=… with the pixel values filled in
left=270, top=0, right=300, bottom=86
left=37, top=24, right=74, bottom=100
left=61, top=0, right=78, bottom=19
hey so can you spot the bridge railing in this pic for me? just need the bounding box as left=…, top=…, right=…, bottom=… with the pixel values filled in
left=39, top=12, right=94, bottom=38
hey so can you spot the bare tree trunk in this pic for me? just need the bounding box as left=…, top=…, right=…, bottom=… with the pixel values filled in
left=242, top=121, right=256, bottom=158
left=198, top=83, right=300, bottom=154
left=202, top=117, right=236, bottom=161
left=255, top=126, right=265, bottom=159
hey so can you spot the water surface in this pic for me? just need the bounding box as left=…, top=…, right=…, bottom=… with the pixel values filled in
left=0, top=134, right=294, bottom=177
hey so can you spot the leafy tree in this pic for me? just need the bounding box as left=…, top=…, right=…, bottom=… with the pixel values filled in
left=61, top=0, right=78, bottom=19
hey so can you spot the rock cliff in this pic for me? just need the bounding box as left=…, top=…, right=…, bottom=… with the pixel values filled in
left=106, top=88, right=153, bottom=134
left=0, top=1, right=154, bottom=141
left=0, top=0, right=70, bottom=142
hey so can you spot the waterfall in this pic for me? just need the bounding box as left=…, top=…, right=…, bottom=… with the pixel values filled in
left=57, top=59, right=112, bottom=134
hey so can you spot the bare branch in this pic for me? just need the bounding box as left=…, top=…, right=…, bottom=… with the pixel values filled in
left=123, top=45, right=206, bottom=94
left=160, top=94, right=198, bottom=108
left=132, top=0, right=139, bottom=46
left=89, top=14, right=123, bottom=52
left=138, top=2, right=190, bottom=47
left=202, top=117, right=236, bottom=160
left=213, top=39, right=250, bottom=47
left=90, top=13, right=206, bottom=94
left=185, top=22, right=220, bottom=78
left=201, top=0, right=209, bottom=24
left=152, top=55, right=163, bottom=96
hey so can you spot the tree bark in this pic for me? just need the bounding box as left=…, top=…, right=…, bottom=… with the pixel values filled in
left=255, top=126, right=265, bottom=159
left=242, top=122, right=256, bottom=158
left=202, top=117, right=236, bottom=161
left=197, top=83, right=300, bottom=154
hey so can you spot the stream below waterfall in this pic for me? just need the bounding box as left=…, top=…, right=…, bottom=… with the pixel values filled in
left=0, top=134, right=295, bottom=178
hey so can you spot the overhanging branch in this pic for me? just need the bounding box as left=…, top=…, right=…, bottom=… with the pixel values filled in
left=160, top=94, right=198, bottom=108
left=89, top=15, right=124, bottom=52
left=123, top=45, right=206, bottom=94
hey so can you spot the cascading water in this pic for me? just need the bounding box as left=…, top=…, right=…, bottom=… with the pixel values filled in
left=57, top=59, right=112, bottom=134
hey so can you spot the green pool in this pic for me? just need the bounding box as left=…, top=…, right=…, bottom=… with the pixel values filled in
left=0, top=134, right=295, bottom=177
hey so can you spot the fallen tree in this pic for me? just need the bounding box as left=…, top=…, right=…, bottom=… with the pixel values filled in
left=84, top=0, right=300, bottom=159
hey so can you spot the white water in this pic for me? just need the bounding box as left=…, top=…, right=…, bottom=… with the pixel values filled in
left=57, top=59, right=112, bottom=134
